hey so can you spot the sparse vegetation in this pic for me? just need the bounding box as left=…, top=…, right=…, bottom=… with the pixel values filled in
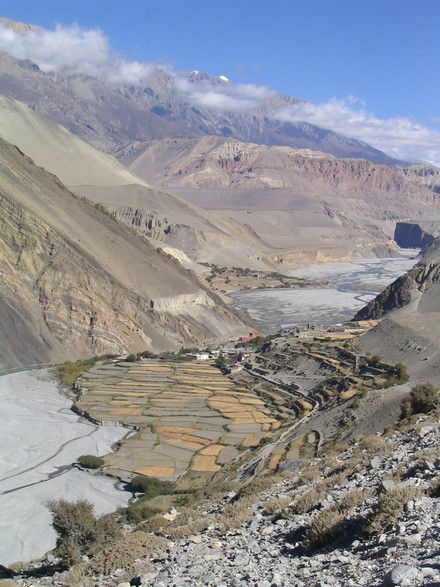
left=130, top=475, right=174, bottom=497
left=304, top=508, right=345, bottom=551
left=52, top=355, right=118, bottom=388
left=52, top=359, right=98, bottom=389
left=88, top=531, right=167, bottom=575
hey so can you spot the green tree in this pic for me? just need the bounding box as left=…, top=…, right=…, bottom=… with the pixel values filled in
left=77, top=455, right=105, bottom=469
left=401, top=382, right=439, bottom=418
left=48, top=499, right=121, bottom=566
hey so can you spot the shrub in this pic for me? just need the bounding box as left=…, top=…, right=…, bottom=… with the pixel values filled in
left=290, top=488, right=324, bottom=515
left=88, top=531, right=167, bottom=575
left=400, top=382, right=440, bottom=418
left=52, top=359, right=97, bottom=389
left=77, top=455, right=105, bottom=469
left=61, top=565, right=93, bottom=587
left=48, top=499, right=121, bottom=566
left=363, top=486, right=421, bottom=536
left=262, top=495, right=293, bottom=516
left=125, top=354, right=137, bottom=362
left=304, top=509, right=345, bottom=551
left=334, top=489, right=368, bottom=514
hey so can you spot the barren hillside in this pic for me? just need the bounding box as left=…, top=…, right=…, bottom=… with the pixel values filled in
left=0, top=137, right=249, bottom=369
left=354, top=241, right=440, bottom=383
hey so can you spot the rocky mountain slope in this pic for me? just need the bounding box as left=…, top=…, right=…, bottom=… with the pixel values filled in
left=127, top=136, right=437, bottom=202
left=0, top=47, right=401, bottom=165
left=0, top=96, right=413, bottom=270
left=353, top=240, right=440, bottom=383
left=0, top=136, right=249, bottom=370
left=394, top=221, right=440, bottom=248
left=8, top=401, right=440, bottom=586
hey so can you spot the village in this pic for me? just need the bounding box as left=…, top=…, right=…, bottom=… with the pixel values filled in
left=69, top=315, right=407, bottom=497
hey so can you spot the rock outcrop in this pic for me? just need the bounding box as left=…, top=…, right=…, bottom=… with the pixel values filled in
left=354, top=241, right=440, bottom=321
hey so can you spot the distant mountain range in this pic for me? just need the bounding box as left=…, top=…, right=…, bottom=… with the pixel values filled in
left=0, top=49, right=404, bottom=166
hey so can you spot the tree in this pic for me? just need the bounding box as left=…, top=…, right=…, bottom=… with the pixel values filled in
left=401, top=382, right=439, bottom=418
left=48, top=499, right=121, bottom=566
left=394, top=363, right=409, bottom=383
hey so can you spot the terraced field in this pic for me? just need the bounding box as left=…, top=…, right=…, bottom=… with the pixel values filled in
left=76, top=360, right=281, bottom=483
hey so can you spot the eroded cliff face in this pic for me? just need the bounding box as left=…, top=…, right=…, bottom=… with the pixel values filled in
left=130, top=137, right=438, bottom=206
left=0, top=138, right=248, bottom=369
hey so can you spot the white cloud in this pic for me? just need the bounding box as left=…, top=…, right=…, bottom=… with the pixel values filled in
left=0, top=22, right=154, bottom=84
left=0, top=21, right=438, bottom=166
left=273, top=97, right=440, bottom=166
left=175, top=76, right=277, bottom=111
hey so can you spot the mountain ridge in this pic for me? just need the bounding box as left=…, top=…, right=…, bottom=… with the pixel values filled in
left=0, top=47, right=406, bottom=166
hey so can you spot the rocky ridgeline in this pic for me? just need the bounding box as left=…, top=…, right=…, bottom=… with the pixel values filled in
left=9, top=413, right=439, bottom=587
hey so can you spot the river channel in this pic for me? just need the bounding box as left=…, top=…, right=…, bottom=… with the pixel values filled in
left=229, top=251, right=419, bottom=333
left=0, top=370, right=132, bottom=565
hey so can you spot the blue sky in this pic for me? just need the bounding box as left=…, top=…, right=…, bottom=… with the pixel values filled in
left=1, top=0, right=439, bottom=164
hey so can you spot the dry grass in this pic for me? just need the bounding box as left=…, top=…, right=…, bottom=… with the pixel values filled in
left=137, top=514, right=171, bottom=533
left=334, top=489, right=369, bottom=514
left=363, top=486, right=422, bottom=536
left=319, top=470, right=351, bottom=491
left=216, top=501, right=253, bottom=532
left=0, top=581, right=18, bottom=587
left=111, top=559, right=152, bottom=583
left=356, top=435, right=391, bottom=455
left=289, top=488, right=325, bottom=515
left=60, top=565, right=93, bottom=587
left=297, top=467, right=321, bottom=486
left=235, top=474, right=278, bottom=500
left=304, top=509, right=345, bottom=551
left=165, top=512, right=211, bottom=540
left=88, top=531, right=168, bottom=575
left=262, top=495, right=293, bottom=516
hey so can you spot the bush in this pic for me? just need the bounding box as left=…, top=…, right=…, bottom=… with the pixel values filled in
left=304, top=509, right=345, bottom=551
left=77, top=455, right=105, bottom=469
left=88, top=531, right=168, bottom=575
left=362, top=486, right=421, bottom=536
left=394, top=362, right=409, bottom=383
left=48, top=499, right=121, bottom=566
left=401, top=382, right=440, bottom=418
